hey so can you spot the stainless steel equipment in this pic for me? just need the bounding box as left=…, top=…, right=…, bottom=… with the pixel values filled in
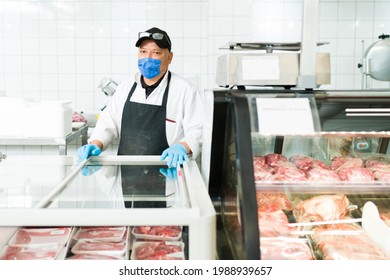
left=359, top=34, right=390, bottom=87
left=98, top=77, right=118, bottom=97
left=215, top=45, right=330, bottom=88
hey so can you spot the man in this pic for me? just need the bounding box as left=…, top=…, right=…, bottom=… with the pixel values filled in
left=77, top=27, right=203, bottom=168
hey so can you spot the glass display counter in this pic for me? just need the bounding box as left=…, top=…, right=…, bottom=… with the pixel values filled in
left=0, top=155, right=216, bottom=260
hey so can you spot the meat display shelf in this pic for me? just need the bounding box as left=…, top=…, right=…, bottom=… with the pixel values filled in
left=208, top=88, right=390, bottom=260
left=0, top=155, right=216, bottom=260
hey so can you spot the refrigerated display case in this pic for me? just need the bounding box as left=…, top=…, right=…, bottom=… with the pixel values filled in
left=208, top=88, right=390, bottom=260
left=0, top=156, right=216, bottom=260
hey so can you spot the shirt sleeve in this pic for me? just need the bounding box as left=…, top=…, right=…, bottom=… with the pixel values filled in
left=166, top=74, right=204, bottom=159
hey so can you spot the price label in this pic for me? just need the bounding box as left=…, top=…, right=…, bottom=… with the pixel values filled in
left=256, top=98, right=315, bottom=134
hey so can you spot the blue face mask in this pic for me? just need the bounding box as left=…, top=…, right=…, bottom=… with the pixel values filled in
left=138, top=58, right=161, bottom=79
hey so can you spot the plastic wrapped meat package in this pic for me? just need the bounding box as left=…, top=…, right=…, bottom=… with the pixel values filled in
left=8, top=227, right=73, bottom=246
left=70, top=227, right=129, bottom=259
left=310, top=223, right=390, bottom=260
left=0, top=227, right=73, bottom=260
left=260, top=238, right=314, bottom=260
left=132, top=226, right=182, bottom=241
left=73, top=226, right=127, bottom=243
left=0, top=244, right=64, bottom=260
left=131, top=241, right=185, bottom=260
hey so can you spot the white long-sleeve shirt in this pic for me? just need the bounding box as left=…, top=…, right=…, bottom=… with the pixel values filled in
left=89, top=71, right=204, bottom=158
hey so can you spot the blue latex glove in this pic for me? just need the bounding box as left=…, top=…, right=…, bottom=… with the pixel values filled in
left=160, top=143, right=189, bottom=167
left=159, top=167, right=177, bottom=180
left=77, top=144, right=102, bottom=160
left=82, top=164, right=102, bottom=176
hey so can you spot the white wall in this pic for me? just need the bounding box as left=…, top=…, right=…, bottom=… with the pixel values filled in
left=1, top=0, right=390, bottom=155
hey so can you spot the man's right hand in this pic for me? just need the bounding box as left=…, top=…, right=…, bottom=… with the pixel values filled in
left=77, top=144, right=102, bottom=160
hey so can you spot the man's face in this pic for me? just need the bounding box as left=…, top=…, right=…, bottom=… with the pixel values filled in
left=138, top=39, right=172, bottom=79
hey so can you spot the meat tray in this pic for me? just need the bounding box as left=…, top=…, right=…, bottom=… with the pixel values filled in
left=130, top=241, right=185, bottom=260
left=132, top=226, right=182, bottom=241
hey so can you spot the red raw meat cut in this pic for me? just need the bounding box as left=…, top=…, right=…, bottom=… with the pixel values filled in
left=293, top=194, right=351, bottom=223
left=260, top=238, right=313, bottom=260
left=133, top=241, right=184, bottom=260
left=336, top=167, right=374, bottom=182
left=11, top=227, right=72, bottom=246
left=256, top=192, right=292, bottom=211
left=0, top=244, right=62, bottom=260
left=67, top=254, right=123, bottom=260
left=331, top=156, right=363, bottom=170
left=253, top=156, right=266, bottom=167
left=133, top=226, right=181, bottom=239
left=71, top=239, right=126, bottom=255
left=364, top=155, right=390, bottom=169
left=289, top=155, right=328, bottom=172
left=74, top=227, right=126, bottom=242
left=258, top=208, right=291, bottom=237
left=253, top=157, right=273, bottom=181
left=270, top=162, right=307, bottom=181
left=264, top=153, right=287, bottom=167
left=306, top=168, right=341, bottom=182
left=312, top=223, right=390, bottom=260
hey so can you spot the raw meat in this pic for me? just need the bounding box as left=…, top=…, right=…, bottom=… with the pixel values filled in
left=133, top=226, right=182, bottom=239
left=306, top=168, right=341, bottom=182
left=256, top=192, right=293, bottom=211
left=289, top=155, right=328, bottom=172
left=71, top=239, right=126, bottom=256
left=74, top=227, right=126, bottom=242
left=293, top=194, right=351, bottom=223
left=133, top=241, right=184, bottom=260
left=66, top=254, right=123, bottom=260
left=312, top=223, right=390, bottom=260
left=258, top=208, right=291, bottom=237
left=0, top=244, right=62, bottom=260
left=331, top=156, right=363, bottom=170
left=253, top=158, right=273, bottom=181
left=264, top=153, right=287, bottom=167
left=260, top=238, right=313, bottom=260
left=10, top=227, right=72, bottom=246
left=270, top=162, right=307, bottom=182
left=336, top=167, right=374, bottom=182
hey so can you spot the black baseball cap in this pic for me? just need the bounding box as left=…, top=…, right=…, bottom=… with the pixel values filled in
left=135, top=27, right=172, bottom=51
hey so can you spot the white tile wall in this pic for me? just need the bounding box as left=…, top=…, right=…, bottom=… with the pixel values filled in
left=1, top=0, right=390, bottom=156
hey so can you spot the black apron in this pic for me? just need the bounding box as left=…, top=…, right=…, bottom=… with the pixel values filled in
left=118, top=72, right=171, bottom=204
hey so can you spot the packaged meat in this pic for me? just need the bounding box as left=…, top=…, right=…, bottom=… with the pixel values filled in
left=311, top=223, right=390, bottom=260
left=0, top=244, right=63, bottom=260
left=132, top=226, right=182, bottom=241
left=73, top=226, right=126, bottom=242
left=260, top=238, right=314, bottom=260
left=9, top=227, right=72, bottom=246
left=66, top=254, right=124, bottom=260
left=131, top=241, right=185, bottom=260
left=71, top=239, right=127, bottom=256
left=293, top=194, right=351, bottom=223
